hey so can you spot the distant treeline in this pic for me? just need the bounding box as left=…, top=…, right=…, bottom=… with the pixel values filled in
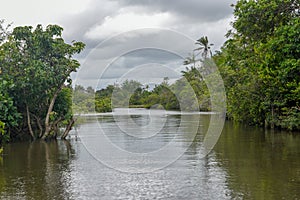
left=73, top=74, right=210, bottom=114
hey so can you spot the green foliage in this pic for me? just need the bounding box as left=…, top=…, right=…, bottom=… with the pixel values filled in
left=0, top=97, right=19, bottom=143
left=0, top=79, right=21, bottom=143
left=73, top=85, right=97, bottom=113
left=54, top=87, right=73, bottom=121
left=111, top=80, right=144, bottom=107
left=0, top=24, right=85, bottom=141
left=143, top=81, right=180, bottom=110
left=180, top=66, right=210, bottom=111
left=194, top=36, right=213, bottom=59
left=0, top=121, right=5, bottom=144
left=232, top=0, right=298, bottom=43
left=0, top=19, right=11, bottom=44
left=95, top=97, right=112, bottom=113
left=93, top=69, right=208, bottom=112
left=95, top=85, right=114, bottom=112
left=216, top=0, right=300, bottom=130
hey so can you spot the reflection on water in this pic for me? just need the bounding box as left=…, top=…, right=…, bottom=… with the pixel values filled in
left=0, top=109, right=299, bottom=199
left=0, top=140, right=76, bottom=200
left=214, top=122, right=300, bottom=199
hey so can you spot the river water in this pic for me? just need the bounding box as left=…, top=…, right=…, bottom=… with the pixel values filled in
left=0, top=109, right=299, bottom=199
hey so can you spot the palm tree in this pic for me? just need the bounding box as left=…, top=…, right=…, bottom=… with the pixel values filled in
left=182, top=36, right=214, bottom=80
left=181, top=66, right=202, bottom=82
left=183, top=52, right=197, bottom=68
left=194, top=36, right=213, bottom=59
left=0, top=19, right=11, bottom=43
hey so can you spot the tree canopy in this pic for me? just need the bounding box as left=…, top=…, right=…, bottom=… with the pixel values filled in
left=0, top=23, right=85, bottom=142
left=216, top=0, right=300, bottom=130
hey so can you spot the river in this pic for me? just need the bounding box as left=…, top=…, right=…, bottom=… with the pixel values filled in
left=0, top=109, right=299, bottom=199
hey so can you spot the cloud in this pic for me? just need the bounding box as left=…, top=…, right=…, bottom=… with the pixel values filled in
left=60, top=0, right=235, bottom=47
left=84, top=12, right=173, bottom=40
left=1, top=0, right=93, bottom=27
left=112, top=0, right=233, bottom=22
left=59, top=0, right=119, bottom=45
left=73, top=28, right=198, bottom=89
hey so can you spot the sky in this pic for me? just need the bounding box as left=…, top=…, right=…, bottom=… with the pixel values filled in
left=1, top=0, right=236, bottom=89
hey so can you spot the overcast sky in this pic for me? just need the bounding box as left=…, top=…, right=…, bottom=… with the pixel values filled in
left=1, top=0, right=236, bottom=89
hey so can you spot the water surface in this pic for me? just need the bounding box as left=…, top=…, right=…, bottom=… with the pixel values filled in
left=0, top=109, right=299, bottom=199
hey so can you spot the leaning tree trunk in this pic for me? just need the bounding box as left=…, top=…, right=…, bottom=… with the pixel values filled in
left=26, top=104, right=35, bottom=139
left=51, top=117, right=62, bottom=139
left=42, top=85, right=63, bottom=140
left=61, top=117, right=76, bottom=140
left=32, top=114, right=43, bottom=138
left=271, top=104, right=275, bottom=129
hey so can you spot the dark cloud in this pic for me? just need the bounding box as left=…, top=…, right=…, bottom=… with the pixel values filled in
left=61, top=0, right=234, bottom=46
left=60, top=0, right=119, bottom=46
left=116, top=48, right=183, bottom=67
left=112, top=0, right=233, bottom=22
left=100, top=48, right=182, bottom=79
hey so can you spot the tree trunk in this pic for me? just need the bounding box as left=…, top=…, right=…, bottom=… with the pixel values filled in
left=26, top=104, right=35, bottom=139
left=42, top=85, right=64, bottom=139
left=271, top=104, right=275, bottom=129
left=33, top=114, right=43, bottom=138
left=52, top=117, right=62, bottom=139
left=61, top=117, right=76, bottom=140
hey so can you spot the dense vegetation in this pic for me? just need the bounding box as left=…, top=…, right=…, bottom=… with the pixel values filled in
left=0, top=22, right=85, bottom=145
left=88, top=73, right=208, bottom=113
left=215, top=0, right=300, bottom=130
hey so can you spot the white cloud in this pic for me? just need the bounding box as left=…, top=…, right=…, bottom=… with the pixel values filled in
left=84, top=12, right=173, bottom=40
left=1, top=0, right=92, bottom=26
left=176, top=16, right=234, bottom=51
